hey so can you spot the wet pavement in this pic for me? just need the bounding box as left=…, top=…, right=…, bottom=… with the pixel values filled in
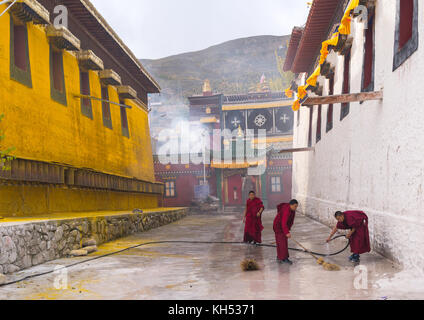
left=0, top=211, right=421, bottom=300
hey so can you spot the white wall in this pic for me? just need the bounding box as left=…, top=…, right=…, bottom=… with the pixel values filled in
left=293, top=0, right=424, bottom=272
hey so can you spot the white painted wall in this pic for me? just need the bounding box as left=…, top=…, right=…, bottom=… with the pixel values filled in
left=293, top=0, right=424, bottom=273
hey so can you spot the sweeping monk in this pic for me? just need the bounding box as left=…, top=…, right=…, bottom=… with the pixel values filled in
left=327, top=211, right=370, bottom=263
left=243, top=191, right=264, bottom=244
left=273, top=200, right=298, bottom=265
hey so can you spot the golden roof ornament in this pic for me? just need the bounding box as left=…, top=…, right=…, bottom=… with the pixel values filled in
left=202, top=79, right=212, bottom=96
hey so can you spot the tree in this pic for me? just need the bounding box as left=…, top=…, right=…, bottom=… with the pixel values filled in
left=275, top=43, right=294, bottom=90
left=0, top=114, right=15, bottom=171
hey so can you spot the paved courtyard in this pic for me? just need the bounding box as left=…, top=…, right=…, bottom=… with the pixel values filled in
left=0, top=211, right=420, bottom=300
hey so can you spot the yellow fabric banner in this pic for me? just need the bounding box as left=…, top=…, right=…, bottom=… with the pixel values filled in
left=298, top=85, right=307, bottom=100
left=306, top=66, right=321, bottom=87
left=292, top=99, right=301, bottom=112
left=285, top=88, right=293, bottom=98
left=320, top=32, right=339, bottom=65
left=339, top=0, right=359, bottom=35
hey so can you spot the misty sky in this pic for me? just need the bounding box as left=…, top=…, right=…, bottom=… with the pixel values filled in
left=90, top=0, right=309, bottom=60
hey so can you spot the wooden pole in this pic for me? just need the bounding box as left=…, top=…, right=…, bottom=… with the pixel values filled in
left=302, top=90, right=383, bottom=106
left=279, top=147, right=314, bottom=154
left=73, top=94, right=132, bottom=109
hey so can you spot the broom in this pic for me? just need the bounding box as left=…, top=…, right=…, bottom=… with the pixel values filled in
left=240, top=258, right=260, bottom=271
left=292, top=239, right=340, bottom=271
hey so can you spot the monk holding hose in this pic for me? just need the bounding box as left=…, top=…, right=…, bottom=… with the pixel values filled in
left=327, top=211, right=370, bottom=263
left=243, top=191, right=264, bottom=245
left=273, top=199, right=298, bottom=265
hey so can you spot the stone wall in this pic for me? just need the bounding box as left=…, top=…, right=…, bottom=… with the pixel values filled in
left=0, top=209, right=187, bottom=274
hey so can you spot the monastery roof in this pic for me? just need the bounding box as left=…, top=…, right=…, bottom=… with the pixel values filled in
left=42, top=0, right=160, bottom=93
left=289, top=0, right=343, bottom=74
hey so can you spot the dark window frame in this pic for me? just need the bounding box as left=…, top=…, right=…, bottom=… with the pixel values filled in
left=326, top=75, right=334, bottom=133
left=270, top=175, right=282, bottom=194
left=80, top=70, right=93, bottom=119
left=393, top=0, right=419, bottom=71
left=165, top=180, right=177, bottom=198
left=119, top=99, right=130, bottom=138
left=308, top=107, right=313, bottom=148
left=49, top=44, right=67, bottom=106
left=101, top=86, right=113, bottom=129
left=316, top=105, right=322, bottom=143
left=9, top=14, right=32, bottom=88
left=361, top=12, right=375, bottom=93
left=340, top=49, right=351, bottom=121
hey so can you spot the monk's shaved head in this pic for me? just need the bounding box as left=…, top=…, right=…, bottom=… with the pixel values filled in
left=335, top=211, right=344, bottom=222
left=289, top=199, right=298, bottom=211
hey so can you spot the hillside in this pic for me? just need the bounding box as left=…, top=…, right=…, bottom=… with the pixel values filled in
left=140, top=35, right=292, bottom=101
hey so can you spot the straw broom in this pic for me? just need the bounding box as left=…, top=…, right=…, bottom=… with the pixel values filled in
left=240, top=259, right=260, bottom=271
left=292, top=239, right=340, bottom=271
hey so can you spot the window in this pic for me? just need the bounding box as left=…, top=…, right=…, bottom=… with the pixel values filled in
left=362, top=14, right=375, bottom=92
left=165, top=181, right=176, bottom=198
left=340, top=49, right=351, bottom=121
left=308, top=107, right=313, bottom=148
left=101, top=86, right=112, bottom=129
left=271, top=176, right=282, bottom=193
left=10, top=15, right=32, bottom=87
left=327, top=75, right=334, bottom=132
left=50, top=45, right=67, bottom=106
left=80, top=71, right=93, bottom=119
left=120, top=100, right=130, bottom=138
left=393, top=0, right=418, bottom=70
left=316, top=105, right=322, bottom=143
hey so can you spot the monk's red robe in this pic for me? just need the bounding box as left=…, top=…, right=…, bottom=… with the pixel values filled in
left=273, top=203, right=296, bottom=260
left=244, top=197, right=264, bottom=243
left=337, top=211, right=371, bottom=255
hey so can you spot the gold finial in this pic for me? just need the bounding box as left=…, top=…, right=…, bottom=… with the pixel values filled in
left=202, top=79, right=212, bottom=95
left=237, top=125, right=243, bottom=137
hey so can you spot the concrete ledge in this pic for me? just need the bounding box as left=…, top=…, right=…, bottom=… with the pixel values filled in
left=0, top=208, right=187, bottom=274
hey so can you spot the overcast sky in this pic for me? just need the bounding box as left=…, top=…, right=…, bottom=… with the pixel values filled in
left=90, top=0, right=309, bottom=60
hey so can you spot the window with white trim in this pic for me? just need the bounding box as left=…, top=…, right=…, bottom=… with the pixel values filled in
left=271, top=176, right=282, bottom=193
left=165, top=181, right=176, bottom=198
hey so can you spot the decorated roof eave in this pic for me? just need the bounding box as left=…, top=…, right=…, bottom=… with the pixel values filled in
left=289, top=0, right=379, bottom=112
left=80, top=0, right=160, bottom=92
left=283, top=26, right=304, bottom=72
left=291, top=0, right=345, bottom=74
left=55, top=0, right=160, bottom=93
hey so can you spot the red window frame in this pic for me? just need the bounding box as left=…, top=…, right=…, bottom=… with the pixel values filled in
left=326, top=75, right=334, bottom=132
left=341, top=49, right=351, bottom=121
left=80, top=70, right=93, bottom=119
left=399, top=0, right=414, bottom=49
left=316, top=105, right=322, bottom=143
left=393, top=0, right=419, bottom=70
left=362, top=14, right=375, bottom=92
left=308, top=107, right=313, bottom=148
left=101, top=86, right=112, bottom=129
left=120, top=99, right=130, bottom=138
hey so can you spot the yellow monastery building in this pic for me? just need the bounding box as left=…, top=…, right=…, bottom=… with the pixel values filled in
left=0, top=0, right=163, bottom=217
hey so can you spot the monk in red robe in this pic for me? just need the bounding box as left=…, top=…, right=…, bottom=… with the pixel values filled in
left=273, top=200, right=298, bottom=265
left=243, top=191, right=264, bottom=244
left=327, top=211, right=370, bottom=263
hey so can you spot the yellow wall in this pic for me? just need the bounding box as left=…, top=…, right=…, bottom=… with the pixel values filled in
left=0, top=8, right=156, bottom=183
left=0, top=184, right=158, bottom=217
